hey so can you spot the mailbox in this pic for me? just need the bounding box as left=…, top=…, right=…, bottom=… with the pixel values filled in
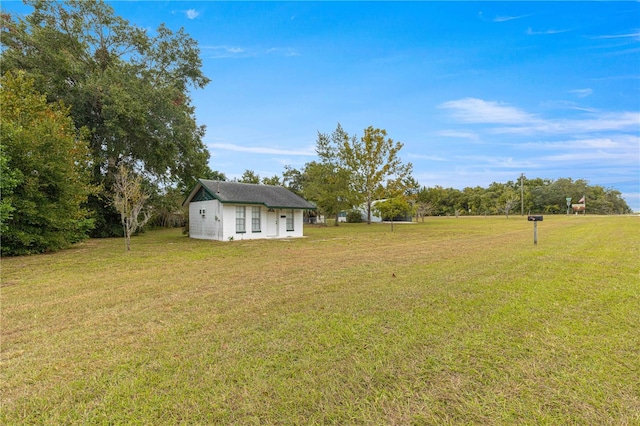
left=527, top=215, right=543, bottom=222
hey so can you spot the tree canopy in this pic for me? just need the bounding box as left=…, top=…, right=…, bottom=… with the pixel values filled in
left=301, top=124, right=413, bottom=224
left=340, top=126, right=413, bottom=224
left=1, top=0, right=212, bottom=236
left=0, top=72, right=95, bottom=255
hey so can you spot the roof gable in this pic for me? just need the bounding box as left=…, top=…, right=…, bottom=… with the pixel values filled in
left=184, top=180, right=315, bottom=209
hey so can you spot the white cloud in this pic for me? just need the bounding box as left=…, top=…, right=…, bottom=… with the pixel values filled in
left=441, top=98, right=639, bottom=136
left=266, top=47, right=300, bottom=57
left=540, top=100, right=598, bottom=113
left=493, top=14, right=530, bottom=23
left=436, top=130, right=480, bottom=140
left=591, top=31, right=640, bottom=40
left=408, top=153, right=448, bottom=161
left=455, top=155, right=539, bottom=169
left=202, top=45, right=248, bottom=58
left=527, top=27, right=570, bottom=36
left=569, top=88, right=593, bottom=98
left=521, top=135, right=639, bottom=162
left=542, top=150, right=635, bottom=163
left=438, top=98, right=538, bottom=124
left=185, top=9, right=199, bottom=20
left=492, top=111, right=640, bottom=135
left=202, top=45, right=299, bottom=59
left=208, top=143, right=315, bottom=156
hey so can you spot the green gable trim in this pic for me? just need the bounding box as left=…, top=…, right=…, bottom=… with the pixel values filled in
left=192, top=186, right=215, bottom=202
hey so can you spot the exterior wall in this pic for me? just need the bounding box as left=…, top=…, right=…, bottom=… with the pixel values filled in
left=190, top=203, right=305, bottom=241
left=291, top=209, right=304, bottom=238
left=189, top=200, right=223, bottom=239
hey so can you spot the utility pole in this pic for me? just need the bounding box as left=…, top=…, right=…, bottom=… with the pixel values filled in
left=520, top=173, right=525, bottom=216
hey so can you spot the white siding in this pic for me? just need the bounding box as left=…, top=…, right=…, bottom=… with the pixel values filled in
left=189, top=200, right=223, bottom=239
left=190, top=202, right=306, bottom=241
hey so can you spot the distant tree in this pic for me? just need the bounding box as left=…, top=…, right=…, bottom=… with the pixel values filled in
left=0, top=72, right=95, bottom=255
left=415, top=201, right=434, bottom=222
left=401, top=176, right=421, bottom=220
left=206, top=170, right=228, bottom=182
left=303, top=161, right=353, bottom=225
left=149, top=186, right=186, bottom=228
left=282, top=165, right=304, bottom=196
left=418, top=186, right=462, bottom=216
left=341, top=126, right=413, bottom=224
left=262, top=175, right=281, bottom=186
left=498, top=186, right=520, bottom=218
left=112, top=164, right=152, bottom=251
left=239, top=169, right=261, bottom=184
left=373, top=197, right=412, bottom=231
left=303, top=124, right=359, bottom=225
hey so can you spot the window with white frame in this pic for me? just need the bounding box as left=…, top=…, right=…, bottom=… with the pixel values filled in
left=286, top=209, right=294, bottom=231
left=251, top=206, right=261, bottom=232
left=235, top=206, right=246, bottom=233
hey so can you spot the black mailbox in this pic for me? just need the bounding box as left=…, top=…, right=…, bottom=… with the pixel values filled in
left=527, top=215, right=543, bottom=222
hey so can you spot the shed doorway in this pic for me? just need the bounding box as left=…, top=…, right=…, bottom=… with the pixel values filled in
left=267, top=210, right=278, bottom=237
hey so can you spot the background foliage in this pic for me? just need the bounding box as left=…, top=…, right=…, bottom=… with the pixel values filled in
left=1, top=0, right=212, bottom=238
left=0, top=72, right=95, bottom=255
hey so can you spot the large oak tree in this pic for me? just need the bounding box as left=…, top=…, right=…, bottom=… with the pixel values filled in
left=1, top=0, right=212, bottom=236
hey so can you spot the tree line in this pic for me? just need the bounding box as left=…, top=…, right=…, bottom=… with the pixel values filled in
left=411, top=178, right=631, bottom=218
left=231, top=125, right=632, bottom=222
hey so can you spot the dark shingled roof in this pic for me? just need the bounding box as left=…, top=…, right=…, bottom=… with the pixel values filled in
left=185, top=180, right=316, bottom=209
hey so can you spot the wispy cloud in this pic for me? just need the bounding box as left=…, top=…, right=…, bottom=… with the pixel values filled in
left=408, top=153, right=448, bottom=161
left=456, top=155, right=539, bottom=169
left=540, top=100, right=598, bottom=113
left=440, top=98, right=639, bottom=135
left=569, top=88, right=593, bottom=98
left=521, top=135, right=638, bottom=151
left=542, top=150, right=635, bottom=163
left=438, top=98, right=538, bottom=124
left=492, top=111, right=640, bottom=135
left=436, top=130, right=480, bottom=140
left=185, top=9, right=199, bottom=20
left=208, top=143, right=315, bottom=156
left=527, top=27, right=570, bottom=36
left=202, top=45, right=248, bottom=58
left=202, top=45, right=299, bottom=59
left=493, top=14, right=530, bottom=23
left=591, top=31, right=640, bottom=40
left=266, top=47, right=300, bottom=57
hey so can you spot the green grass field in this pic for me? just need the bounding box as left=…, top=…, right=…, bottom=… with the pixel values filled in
left=2, top=216, right=639, bottom=424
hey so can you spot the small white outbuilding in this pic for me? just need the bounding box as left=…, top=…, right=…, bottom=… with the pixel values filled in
left=183, top=180, right=316, bottom=241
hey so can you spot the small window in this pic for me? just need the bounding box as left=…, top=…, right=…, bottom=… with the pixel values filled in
left=235, top=206, right=246, bottom=233
left=286, top=209, right=294, bottom=231
left=252, top=206, right=261, bottom=232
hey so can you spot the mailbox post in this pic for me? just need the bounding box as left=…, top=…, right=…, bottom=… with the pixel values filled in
left=527, top=215, right=543, bottom=244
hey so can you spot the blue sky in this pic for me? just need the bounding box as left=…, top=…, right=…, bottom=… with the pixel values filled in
left=5, top=1, right=640, bottom=210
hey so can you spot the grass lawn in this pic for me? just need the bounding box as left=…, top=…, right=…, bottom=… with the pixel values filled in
left=2, top=215, right=639, bottom=424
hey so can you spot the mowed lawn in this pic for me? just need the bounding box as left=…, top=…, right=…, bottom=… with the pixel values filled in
left=2, top=216, right=639, bottom=424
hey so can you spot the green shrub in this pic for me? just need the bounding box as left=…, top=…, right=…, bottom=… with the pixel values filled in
left=346, top=210, right=363, bottom=223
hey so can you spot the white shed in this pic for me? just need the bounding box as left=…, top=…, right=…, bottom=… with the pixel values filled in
left=183, top=180, right=316, bottom=241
